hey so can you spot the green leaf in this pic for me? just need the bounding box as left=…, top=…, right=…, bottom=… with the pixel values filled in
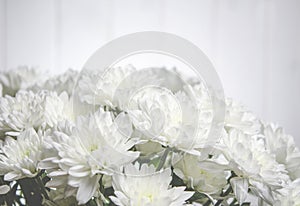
left=188, top=191, right=208, bottom=202
left=170, top=171, right=185, bottom=187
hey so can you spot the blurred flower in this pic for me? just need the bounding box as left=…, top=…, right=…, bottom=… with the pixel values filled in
left=0, top=66, right=43, bottom=96
left=225, top=99, right=261, bottom=135
left=263, top=123, right=300, bottom=180
left=110, top=163, right=194, bottom=206
left=0, top=90, right=70, bottom=137
left=77, top=66, right=135, bottom=108
left=30, top=69, right=78, bottom=96
left=77, top=66, right=183, bottom=110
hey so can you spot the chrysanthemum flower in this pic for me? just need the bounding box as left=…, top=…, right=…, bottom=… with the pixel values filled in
left=0, top=66, right=42, bottom=96
left=173, top=153, right=227, bottom=195
left=77, top=66, right=182, bottom=110
left=0, top=90, right=70, bottom=137
left=0, top=128, right=43, bottom=181
left=225, top=99, right=261, bottom=135
left=30, top=69, right=78, bottom=96
left=77, top=66, right=135, bottom=108
left=127, top=83, right=213, bottom=154
left=110, top=163, right=194, bottom=206
left=220, top=129, right=290, bottom=204
left=263, top=123, right=300, bottom=180
left=40, top=108, right=139, bottom=204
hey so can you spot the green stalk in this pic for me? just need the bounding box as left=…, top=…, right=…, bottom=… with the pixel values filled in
left=18, top=177, right=43, bottom=206
left=156, top=147, right=171, bottom=171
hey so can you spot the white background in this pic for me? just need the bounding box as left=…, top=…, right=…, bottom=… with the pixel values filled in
left=0, top=0, right=299, bottom=146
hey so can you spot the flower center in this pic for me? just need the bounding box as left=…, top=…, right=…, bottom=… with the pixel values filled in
left=89, top=144, right=98, bottom=152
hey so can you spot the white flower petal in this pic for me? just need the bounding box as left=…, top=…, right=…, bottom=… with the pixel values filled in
left=230, top=177, right=249, bottom=204
left=76, top=175, right=100, bottom=204
left=0, top=185, right=10, bottom=195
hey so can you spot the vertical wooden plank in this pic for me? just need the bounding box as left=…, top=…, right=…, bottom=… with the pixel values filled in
left=212, top=0, right=266, bottom=117
left=261, top=0, right=273, bottom=122
left=266, top=0, right=300, bottom=145
left=60, top=0, right=115, bottom=71
left=6, top=0, right=56, bottom=72
left=162, top=0, right=265, bottom=118
left=111, top=0, right=164, bottom=37
left=0, top=0, right=6, bottom=71
left=163, top=0, right=214, bottom=56
left=53, top=0, right=62, bottom=73
left=103, top=0, right=166, bottom=69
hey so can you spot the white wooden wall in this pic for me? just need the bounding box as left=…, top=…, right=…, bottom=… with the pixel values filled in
left=0, top=0, right=300, bottom=146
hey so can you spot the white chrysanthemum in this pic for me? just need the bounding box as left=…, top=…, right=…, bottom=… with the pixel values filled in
left=263, top=123, right=300, bottom=180
left=220, top=129, right=290, bottom=204
left=127, top=86, right=182, bottom=142
left=127, top=83, right=213, bottom=154
left=30, top=69, right=78, bottom=96
left=225, top=99, right=261, bottom=135
left=0, top=90, right=70, bottom=136
left=0, top=128, right=43, bottom=181
left=174, top=84, right=214, bottom=148
left=173, top=154, right=227, bottom=195
left=110, top=163, right=194, bottom=206
left=77, top=66, right=184, bottom=110
left=40, top=108, right=139, bottom=204
left=38, top=120, right=77, bottom=199
left=114, top=67, right=188, bottom=110
left=0, top=66, right=43, bottom=96
left=77, top=66, right=135, bottom=108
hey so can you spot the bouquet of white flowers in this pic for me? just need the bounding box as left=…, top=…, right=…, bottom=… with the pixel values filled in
left=0, top=66, right=299, bottom=206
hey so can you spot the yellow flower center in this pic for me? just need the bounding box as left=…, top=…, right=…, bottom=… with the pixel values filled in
left=89, top=144, right=98, bottom=152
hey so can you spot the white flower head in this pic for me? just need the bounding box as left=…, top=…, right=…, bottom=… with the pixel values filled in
left=30, top=69, right=78, bottom=96
left=0, top=128, right=43, bottom=181
left=40, top=108, right=139, bottom=204
left=77, top=65, right=135, bottom=108
left=0, top=90, right=70, bottom=136
left=263, top=123, right=300, bottom=180
left=0, top=66, right=43, bottom=96
left=127, top=83, right=214, bottom=154
left=219, top=129, right=290, bottom=204
left=174, top=83, right=214, bottom=149
left=225, top=99, right=261, bottom=135
left=76, top=66, right=183, bottom=110
left=110, top=163, right=194, bottom=206
left=173, top=154, right=227, bottom=195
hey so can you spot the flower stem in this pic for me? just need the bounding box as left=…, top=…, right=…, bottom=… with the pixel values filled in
left=203, top=199, right=212, bottom=206
left=17, top=171, right=50, bottom=206
left=156, top=147, right=171, bottom=171
left=215, top=186, right=232, bottom=206
left=18, top=177, right=43, bottom=206
left=36, top=175, right=49, bottom=200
